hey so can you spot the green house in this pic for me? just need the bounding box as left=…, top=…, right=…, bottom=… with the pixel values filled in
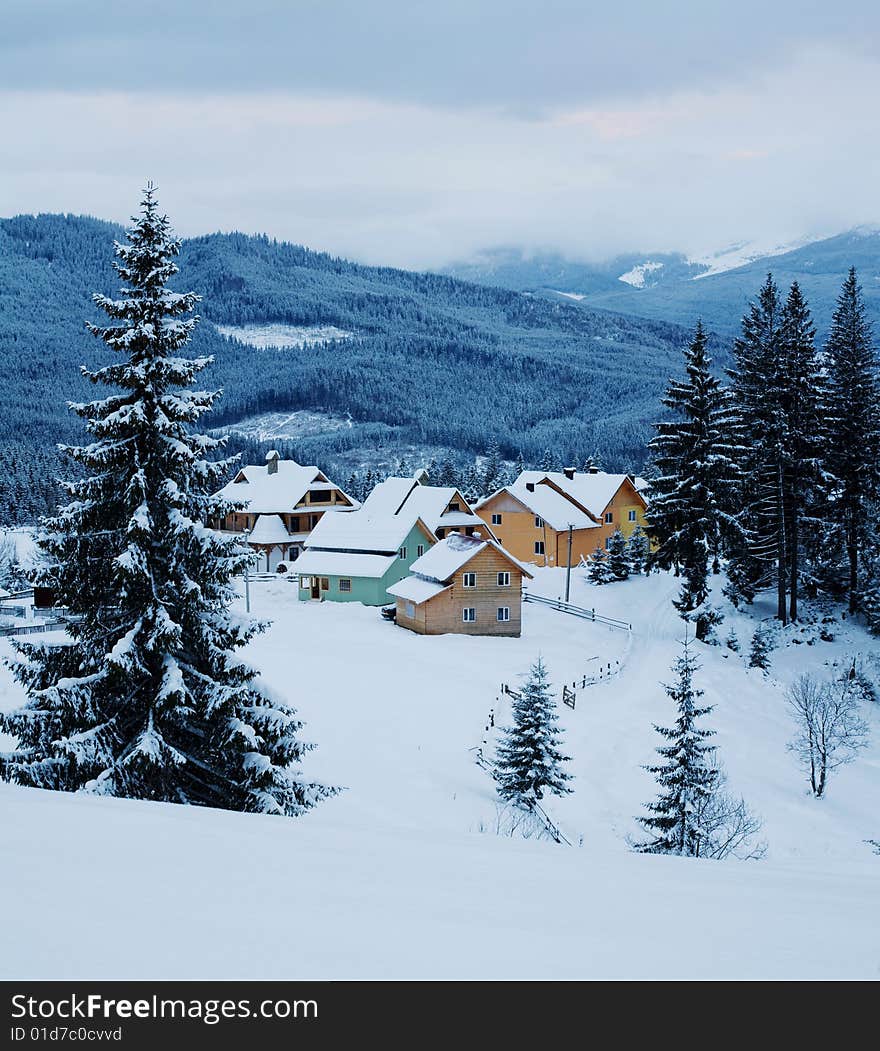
left=295, top=513, right=437, bottom=605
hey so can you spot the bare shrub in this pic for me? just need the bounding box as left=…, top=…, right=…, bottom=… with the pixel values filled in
left=786, top=674, right=869, bottom=798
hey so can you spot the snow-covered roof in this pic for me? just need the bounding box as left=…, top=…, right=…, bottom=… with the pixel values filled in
left=294, top=550, right=398, bottom=579
left=479, top=480, right=596, bottom=531
left=360, top=477, right=419, bottom=517
left=216, top=459, right=358, bottom=514
left=305, top=510, right=430, bottom=554
left=437, top=510, right=486, bottom=529
left=521, top=471, right=640, bottom=518
left=408, top=532, right=533, bottom=584
left=386, top=576, right=452, bottom=604
left=247, top=514, right=293, bottom=545
left=360, top=477, right=487, bottom=534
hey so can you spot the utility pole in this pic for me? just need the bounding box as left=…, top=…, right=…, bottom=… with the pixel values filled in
left=564, top=523, right=573, bottom=603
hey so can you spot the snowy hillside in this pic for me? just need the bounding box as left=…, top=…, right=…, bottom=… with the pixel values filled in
left=1, top=569, right=878, bottom=978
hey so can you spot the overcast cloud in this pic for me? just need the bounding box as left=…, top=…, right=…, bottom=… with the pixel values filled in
left=1, top=2, right=878, bottom=267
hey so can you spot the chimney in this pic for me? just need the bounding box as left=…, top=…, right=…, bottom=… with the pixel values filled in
left=563, top=467, right=575, bottom=480
left=526, top=482, right=535, bottom=492
left=266, top=449, right=280, bottom=475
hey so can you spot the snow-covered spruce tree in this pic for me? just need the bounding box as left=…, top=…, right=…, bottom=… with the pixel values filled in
left=0, top=187, right=334, bottom=816
left=779, top=282, right=824, bottom=623
left=824, top=268, right=880, bottom=614
left=495, top=657, right=572, bottom=807
left=480, top=437, right=504, bottom=496
left=586, top=546, right=613, bottom=585
left=634, top=636, right=718, bottom=856
left=727, top=276, right=789, bottom=620
left=748, top=625, right=775, bottom=671
left=647, top=320, right=739, bottom=639
left=539, top=447, right=560, bottom=473
left=626, top=525, right=650, bottom=574
left=605, top=528, right=630, bottom=580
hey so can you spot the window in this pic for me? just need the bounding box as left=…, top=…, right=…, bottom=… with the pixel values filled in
left=300, top=576, right=311, bottom=589
left=491, top=513, right=502, bottom=525
left=497, top=607, right=510, bottom=622
left=288, top=547, right=299, bottom=562
left=399, top=546, right=407, bottom=560
left=404, top=601, right=415, bottom=618
left=535, top=515, right=544, bottom=528
left=628, top=509, right=637, bottom=522
left=449, top=502, right=460, bottom=512
left=436, top=528, right=445, bottom=539
left=605, top=537, right=612, bottom=550
left=320, top=577, right=329, bottom=591
left=339, top=578, right=352, bottom=592
left=535, top=541, right=545, bottom=555
left=462, top=608, right=476, bottom=623
left=497, top=571, right=511, bottom=587
left=462, top=572, right=476, bottom=588
left=290, top=516, right=300, bottom=533
left=417, top=544, right=425, bottom=557
left=310, top=489, right=332, bottom=503
left=605, top=511, right=613, bottom=524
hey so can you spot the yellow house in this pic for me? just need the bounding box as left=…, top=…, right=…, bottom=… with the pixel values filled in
left=475, top=469, right=649, bottom=568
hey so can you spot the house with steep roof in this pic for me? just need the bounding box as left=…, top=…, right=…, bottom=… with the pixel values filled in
left=388, top=533, right=533, bottom=637
left=360, top=473, right=490, bottom=540
left=212, top=450, right=358, bottom=570
left=295, top=510, right=437, bottom=605
left=474, top=467, right=648, bottom=567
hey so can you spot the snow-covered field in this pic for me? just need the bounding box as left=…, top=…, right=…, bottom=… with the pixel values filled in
left=1, top=569, right=878, bottom=979
left=215, top=322, right=352, bottom=349
left=219, top=408, right=354, bottom=443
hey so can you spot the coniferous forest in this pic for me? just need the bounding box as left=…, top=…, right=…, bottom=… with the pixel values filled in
left=0, top=213, right=692, bottom=522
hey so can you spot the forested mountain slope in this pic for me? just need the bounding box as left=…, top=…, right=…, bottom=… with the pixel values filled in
left=0, top=213, right=693, bottom=522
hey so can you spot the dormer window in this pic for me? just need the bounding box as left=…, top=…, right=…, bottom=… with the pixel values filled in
left=448, top=502, right=460, bottom=512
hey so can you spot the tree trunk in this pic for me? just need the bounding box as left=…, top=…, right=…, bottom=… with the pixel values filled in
left=847, top=503, right=859, bottom=614
left=789, top=499, right=799, bottom=623
left=776, top=459, right=788, bottom=624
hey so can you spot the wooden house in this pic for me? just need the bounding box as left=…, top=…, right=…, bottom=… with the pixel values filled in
left=475, top=468, right=649, bottom=568
left=388, top=533, right=533, bottom=637
left=211, top=450, right=358, bottom=570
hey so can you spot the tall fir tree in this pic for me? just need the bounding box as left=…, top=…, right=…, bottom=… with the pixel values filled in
left=779, top=282, right=823, bottom=622
left=513, top=450, right=527, bottom=481
left=647, top=320, right=739, bottom=639
left=481, top=437, right=503, bottom=496
left=0, top=187, right=334, bottom=816
left=495, top=657, right=572, bottom=806
left=634, top=636, right=718, bottom=856
left=727, top=275, right=790, bottom=621
left=823, top=268, right=880, bottom=613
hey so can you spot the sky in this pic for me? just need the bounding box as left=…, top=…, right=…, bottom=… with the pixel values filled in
left=2, top=1, right=879, bottom=269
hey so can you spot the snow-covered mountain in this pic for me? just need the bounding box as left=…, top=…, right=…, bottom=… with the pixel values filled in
left=442, top=228, right=880, bottom=337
